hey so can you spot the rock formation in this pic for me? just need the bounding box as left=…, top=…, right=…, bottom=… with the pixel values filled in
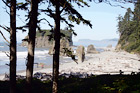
left=60, top=37, right=70, bottom=56
left=21, top=29, right=73, bottom=48
left=35, top=36, right=52, bottom=48
left=21, top=36, right=52, bottom=48
left=48, top=37, right=73, bottom=56
left=87, top=44, right=99, bottom=54
left=107, top=44, right=112, bottom=48
left=76, top=45, right=85, bottom=62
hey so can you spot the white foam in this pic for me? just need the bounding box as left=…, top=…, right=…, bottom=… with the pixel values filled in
left=0, top=52, right=9, bottom=61
left=0, top=46, right=4, bottom=48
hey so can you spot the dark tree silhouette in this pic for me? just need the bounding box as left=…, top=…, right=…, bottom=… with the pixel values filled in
left=41, top=0, right=92, bottom=92
left=9, top=0, right=17, bottom=93
left=26, top=0, right=39, bottom=92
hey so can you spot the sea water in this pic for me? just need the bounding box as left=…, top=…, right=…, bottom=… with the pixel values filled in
left=0, top=43, right=53, bottom=74
left=0, top=43, right=103, bottom=75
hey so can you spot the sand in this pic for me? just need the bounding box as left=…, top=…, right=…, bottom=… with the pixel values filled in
left=0, top=48, right=140, bottom=80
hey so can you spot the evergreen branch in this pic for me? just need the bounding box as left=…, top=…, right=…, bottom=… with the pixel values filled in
left=72, top=0, right=90, bottom=7
left=3, top=6, right=10, bottom=15
left=16, top=2, right=29, bottom=10
left=60, top=17, right=74, bottom=29
left=0, top=25, right=10, bottom=33
left=60, top=0, right=68, bottom=14
left=63, top=48, right=78, bottom=64
left=0, top=30, right=10, bottom=43
left=41, top=8, right=55, bottom=19
left=2, top=0, right=10, bottom=8
left=16, top=14, right=26, bottom=24
left=103, top=0, right=127, bottom=9
left=2, top=51, right=10, bottom=57
left=38, top=18, right=53, bottom=28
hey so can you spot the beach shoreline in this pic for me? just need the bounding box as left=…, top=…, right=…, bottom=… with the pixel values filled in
left=0, top=48, right=140, bottom=80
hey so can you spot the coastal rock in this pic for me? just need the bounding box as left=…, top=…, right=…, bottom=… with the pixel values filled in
left=76, top=45, right=85, bottom=62
left=35, top=36, right=52, bottom=48
left=87, top=44, right=99, bottom=54
left=21, top=36, right=52, bottom=48
left=21, top=29, right=73, bottom=48
left=60, top=37, right=70, bottom=56
left=34, top=72, right=52, bottom=81
left=107, top=44, right=112, bottom=48
left=48, top=37, right=73, bottom=56
left=115, top=44, right=121, bottom=51
left=48, top=41, right=55, bottom=55
left=105, top=44, right=113, bottom=51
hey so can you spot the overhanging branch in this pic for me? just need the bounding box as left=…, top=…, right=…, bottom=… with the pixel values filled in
left=0, top=30, right=10, bottom=43
left=0, top=25, right=10, bottom=33
left=2, top=0, right=10, bottom=8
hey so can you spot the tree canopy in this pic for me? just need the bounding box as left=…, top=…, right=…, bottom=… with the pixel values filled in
left=117, top=1, right=140, bottom=53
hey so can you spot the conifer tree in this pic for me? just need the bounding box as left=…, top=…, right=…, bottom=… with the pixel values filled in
left=10, top=0, right=17, bottom=92
left=41, top=0, right=92, bottom=92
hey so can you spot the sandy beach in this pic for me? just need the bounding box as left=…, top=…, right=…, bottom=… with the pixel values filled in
left=0, top=48, right=140, bottom=80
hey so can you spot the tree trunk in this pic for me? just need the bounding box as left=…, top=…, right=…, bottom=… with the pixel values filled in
left=52, top=1, right=60, bottom=93
left=26, top=0, right=39, bottom=92
left=10, top=0, right=17, bottom=93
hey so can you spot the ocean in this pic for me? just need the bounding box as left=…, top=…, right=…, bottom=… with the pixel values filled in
left=0, top=43, right=54, bottom=75
left=0, top=42, right=104, bottom=75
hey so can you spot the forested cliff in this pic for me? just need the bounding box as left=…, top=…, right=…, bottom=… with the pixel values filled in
left=116, top=2, right=140, bottom=54
left=21, top=29, right=73, bottom=48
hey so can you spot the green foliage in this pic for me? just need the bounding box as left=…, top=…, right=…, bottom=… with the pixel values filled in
left=36, top=30, right=51, bottom=37
left=117, top=4, right=140, bottom=53
left=36, top=29, right=73, bottom=42
left=1, top=75, right=140, bottom=93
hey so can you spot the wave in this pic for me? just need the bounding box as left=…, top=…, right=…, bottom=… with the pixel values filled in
left=0, top=46, right=4, bottom=48
left=0, top=50, right=49, bottom=62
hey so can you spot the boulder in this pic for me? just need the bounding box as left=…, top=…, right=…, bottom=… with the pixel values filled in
left=76, top=45, right=85, bottom=62
left=87, top=44, right=99, bottom=54
left=115, top=44, right=121, bottom=51
left=107, top=44, right=112, bottom=48
left=48, top=37, right=72, bottom=56
left=60, top=37, right=70, bottom=56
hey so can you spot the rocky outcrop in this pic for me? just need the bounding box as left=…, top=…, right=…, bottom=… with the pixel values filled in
left=21, top=29, right=73, bottom=48
left=48, top=41, right=55, bottom=55
left=87, top=44, right=99, bottom=54
left=35, top=36, right=52, bottom=48
left=107, top=44, right=112, bottom=48
left=60, top=38, right=70, bottom=56
left=76, top=45, right=85, bottom=62
left=48, top=37, right=73, bottom=56
left=115, top=44, right=121, bottom=51
left=21, top=36, right=52, bottom=48
left=22, top=36, right=72, bottom=48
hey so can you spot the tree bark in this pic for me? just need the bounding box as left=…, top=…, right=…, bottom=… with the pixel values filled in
left=52, top=1, right=60, bottom=93
left=26, top=0, right=39, bottom=92
left=10, top=0, right=17, bottom=93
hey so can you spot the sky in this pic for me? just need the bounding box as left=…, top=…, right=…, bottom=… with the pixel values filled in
left=0, top=1, right=134, bottom=43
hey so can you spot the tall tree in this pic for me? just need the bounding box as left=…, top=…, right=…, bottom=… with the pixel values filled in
left=10, top=0, right=17, bottom=93
left=41, top=0, right=92, bottom=92
left=117, top=0, right=140, bottom=53
left=133, top=0, right=140, bottom=21
left=52, top=0, right=60, bottom=92
left=26, top=0, right=39, bottom=92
